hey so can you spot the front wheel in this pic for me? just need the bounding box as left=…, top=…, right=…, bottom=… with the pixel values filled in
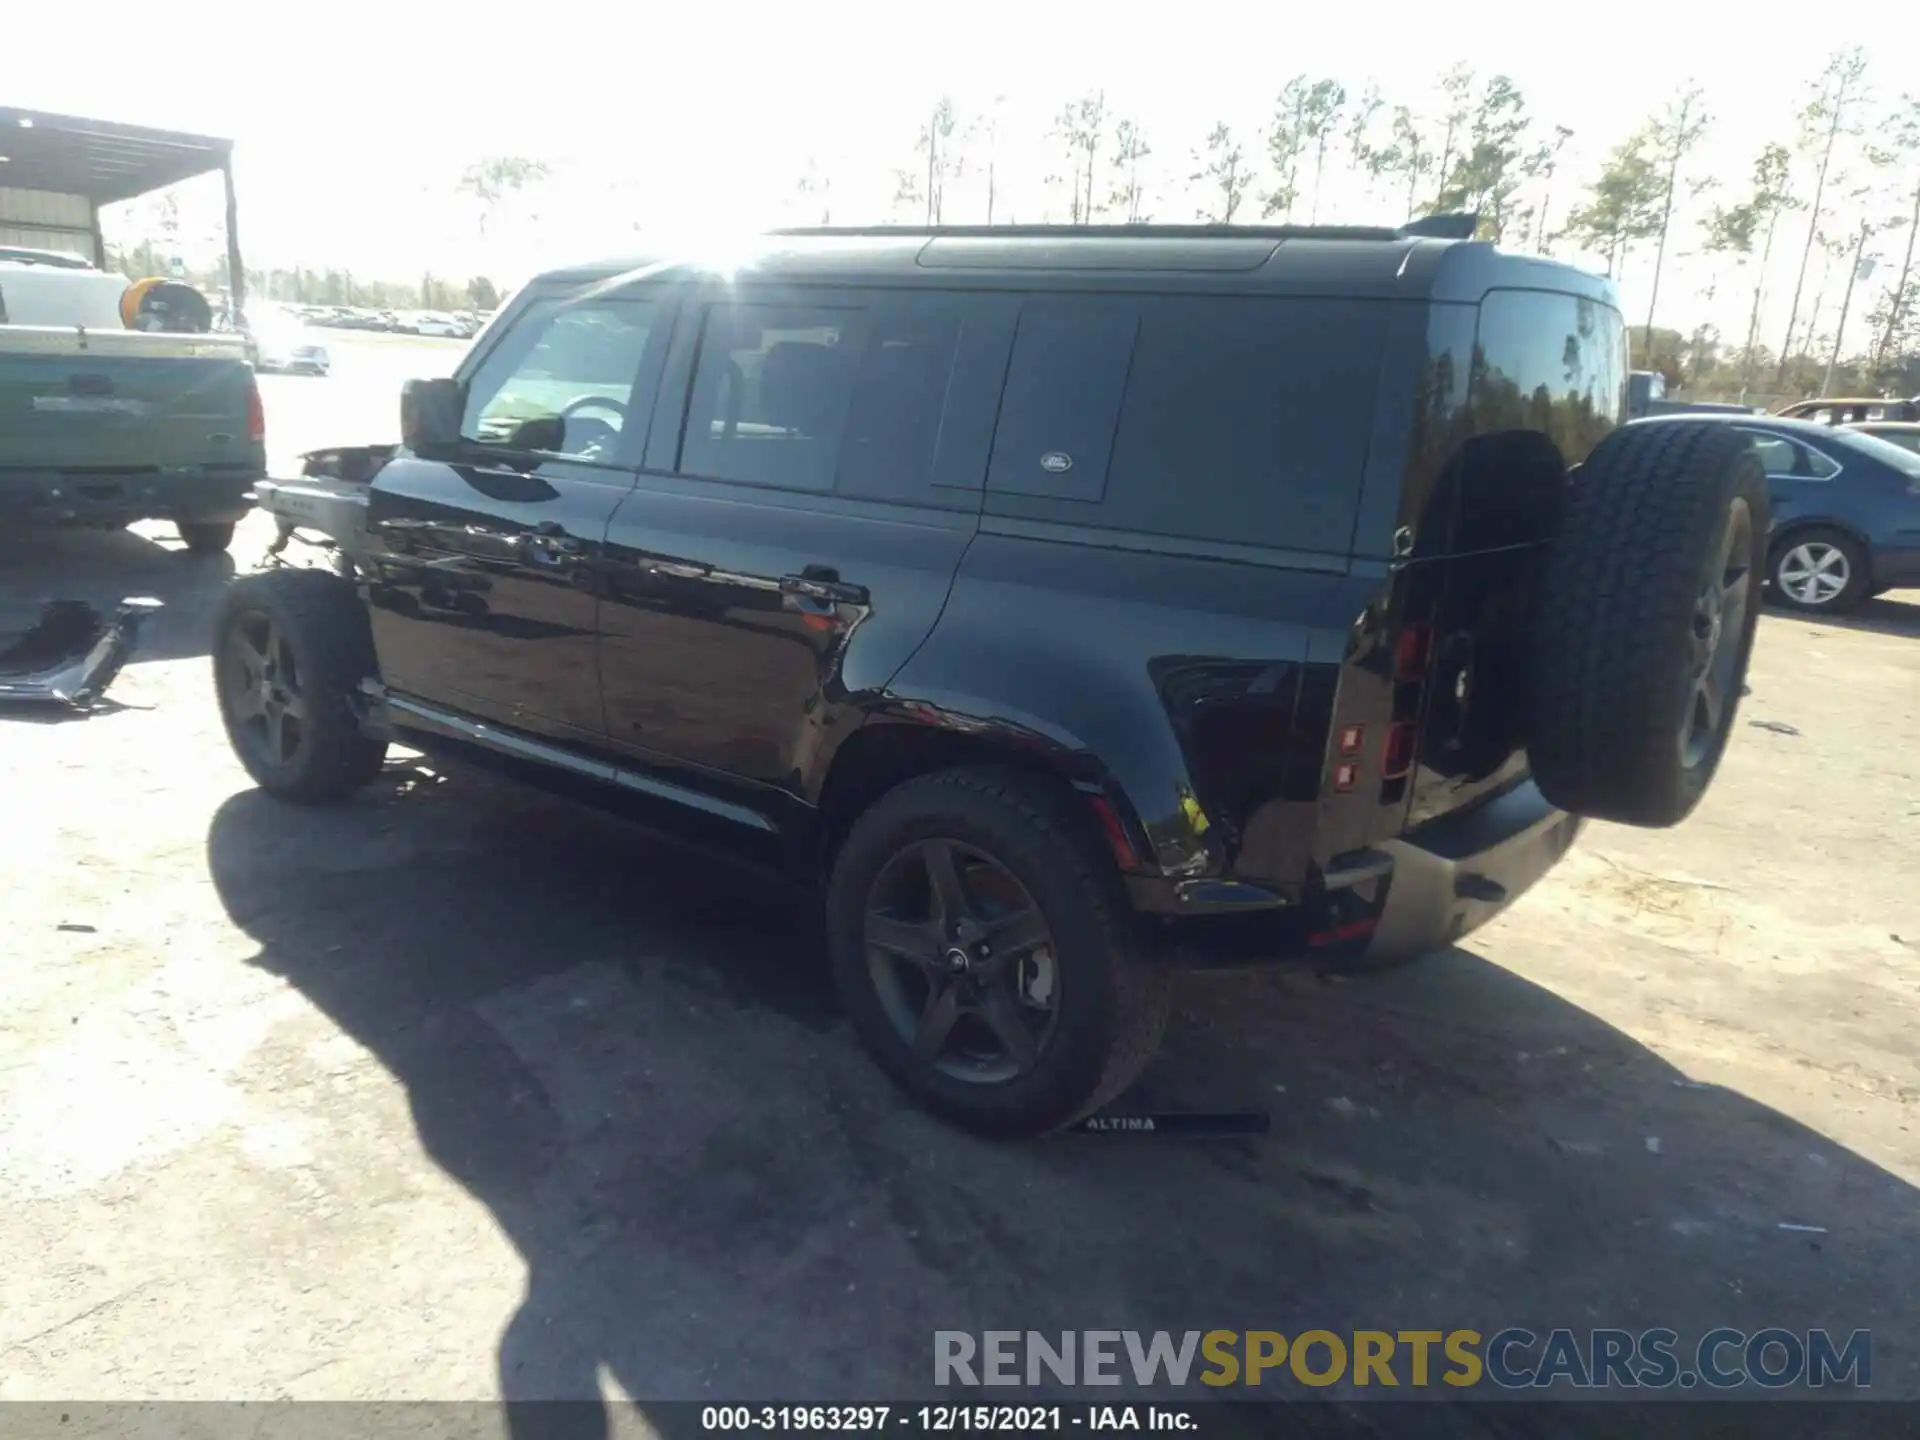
left=212, top=569, right=387, bottom=803
left=1769, top=528, right=1868, bottom=613
left=826, top=768, right=1171, bottom=1137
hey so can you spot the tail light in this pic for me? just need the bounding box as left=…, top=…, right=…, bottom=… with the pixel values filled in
left=1395, top=623, right=1433, bottom=682
left=1085, top=793, right=1141, bottom=871
left=1382, top=722, right=1418, bottom=779
left=245, top=379, right=266, bottom=443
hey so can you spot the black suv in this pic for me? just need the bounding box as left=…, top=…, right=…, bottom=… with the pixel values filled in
left=212, top=223, right=1767, bottom=1136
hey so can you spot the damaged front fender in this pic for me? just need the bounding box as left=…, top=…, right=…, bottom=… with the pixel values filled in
left=0, top=597, right=164, bottom=710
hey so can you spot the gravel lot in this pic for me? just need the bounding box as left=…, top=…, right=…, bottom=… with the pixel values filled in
left=3, top=334, right=1918, bottom=1412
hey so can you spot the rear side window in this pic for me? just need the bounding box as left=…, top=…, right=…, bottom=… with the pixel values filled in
left=1472, top=289, right=1625, bottom=467
left=1737, top=428, right=1840, bottom=480
left=987, top=300, right=1139, bottom=504
left=986, top=295, right=1388, bottom=556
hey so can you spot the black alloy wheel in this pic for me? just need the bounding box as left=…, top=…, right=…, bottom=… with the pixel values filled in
left=224, top=609, right=309, bottom=773
left=1681, top=493, right=1756, bottom=771
left=863, top=837, right=1061, bottom=1084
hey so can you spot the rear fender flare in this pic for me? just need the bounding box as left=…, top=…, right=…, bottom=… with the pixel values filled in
left=812, top=693, right=1212, bottom=881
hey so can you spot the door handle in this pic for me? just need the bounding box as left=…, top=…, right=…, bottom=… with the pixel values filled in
left=780, top=568, right=868, bottom=606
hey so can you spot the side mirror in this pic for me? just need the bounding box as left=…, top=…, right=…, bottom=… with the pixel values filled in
left=400, top=377, right=464, bottom=453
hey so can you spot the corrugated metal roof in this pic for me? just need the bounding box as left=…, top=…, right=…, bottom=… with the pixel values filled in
left=0, top=107, right=232, bottom=205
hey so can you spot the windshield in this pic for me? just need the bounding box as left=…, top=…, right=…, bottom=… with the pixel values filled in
left=1827, top=427, right=1920, bottom=477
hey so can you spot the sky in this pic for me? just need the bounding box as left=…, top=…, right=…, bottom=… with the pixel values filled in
left=8, top=0, right=1911, bottom=356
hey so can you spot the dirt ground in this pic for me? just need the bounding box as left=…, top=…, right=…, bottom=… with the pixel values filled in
left=3, top=346, right=1917, bottom=1412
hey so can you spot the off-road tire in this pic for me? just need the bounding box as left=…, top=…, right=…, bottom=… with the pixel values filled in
left=178, top=520, right=236, bottom=554
left=826, top=767, right=1173, bottom=1138
left=212, top=568, right=387, bottom=803
left=1528, top=422, right=1768, bottom=828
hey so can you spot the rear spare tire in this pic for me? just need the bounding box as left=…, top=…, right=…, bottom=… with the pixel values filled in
left=1527, top=422, right=1768, bottom=828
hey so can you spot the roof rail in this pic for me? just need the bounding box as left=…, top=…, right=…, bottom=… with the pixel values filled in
left=767, top=223, right=1404, bottom=242
left=765, top=216, right=1483, bottom=243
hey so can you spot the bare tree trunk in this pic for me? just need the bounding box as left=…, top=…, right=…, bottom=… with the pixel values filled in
left=1434, top=119, right=1457, bottom=212
left=1644, top=111, right=1690, bottom=352
left=1873, top=173, right=1920, bottom=371
left=1822, top=223, right=1870, bottom=396
left=1798, top=268, right=1832, bottom=379
left=925, top=109, right=938, bottom=227
left=1740, top=209, right=1781, bottom=400
left=1310, top=137, right=1328, bottom=224
left=1777, top=76, right=1853, bottom=385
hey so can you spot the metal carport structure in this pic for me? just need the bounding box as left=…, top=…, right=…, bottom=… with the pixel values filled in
left=0, top=105, right=245, bottom=311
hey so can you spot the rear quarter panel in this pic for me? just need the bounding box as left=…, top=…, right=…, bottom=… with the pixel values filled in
left=887, top=530, right=1361, bottom=881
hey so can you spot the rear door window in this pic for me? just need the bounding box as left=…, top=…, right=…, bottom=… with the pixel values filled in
left=672, top=291, right=1004, bottom=507
left=681, top=303, right=865, bottom=493
left=836, top=303, right=965, bottom=502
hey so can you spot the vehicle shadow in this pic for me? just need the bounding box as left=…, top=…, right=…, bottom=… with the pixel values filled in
left=0, top=524, right=236, bottom=664
left=204, top=771, right=1919, bottom=1426
left=1765, top=590, right=1920, bottom=640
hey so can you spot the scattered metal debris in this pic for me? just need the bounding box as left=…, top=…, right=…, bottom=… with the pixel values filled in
left=1777, top=1223, right=1828, bottom=1234
left=1645, top=1136, right=1663, bottom=1154
left=1748, top=719, right=1802, bottom=736
left=0, top=597, right=162, bottom=710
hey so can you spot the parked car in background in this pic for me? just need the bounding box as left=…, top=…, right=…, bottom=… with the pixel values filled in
left=1635, top=412, right=1920, bottom=613
left=252, top=313, right=331, bottom=375
left=1627, top=369, right=1759, bottom=420
left=412, top=312, right=469, bottom=338
left=1844, top=421, right=1920, bottom=456
left=1776, top=396, right=1920, bottom=425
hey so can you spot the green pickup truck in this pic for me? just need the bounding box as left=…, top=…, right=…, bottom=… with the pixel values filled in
left=0, top=254, right=265, bottom=554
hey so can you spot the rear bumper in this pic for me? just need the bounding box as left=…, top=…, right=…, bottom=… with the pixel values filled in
left=1357, top=780, right=1581, bottom=967
left=0, top=468, right=258, bottom=527
left=1149, top=780, right=1581, bottom=969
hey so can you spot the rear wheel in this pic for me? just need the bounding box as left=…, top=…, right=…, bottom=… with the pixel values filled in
left=212, top=569, right=387, bottom=803
left=178, top=520, right=236, bottom=554
left=1527, top=422, right=1768, bottom=828
left=1769, top=528, right=1868, bottom=613
left=826, top=768, right=1171, bottom=1137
